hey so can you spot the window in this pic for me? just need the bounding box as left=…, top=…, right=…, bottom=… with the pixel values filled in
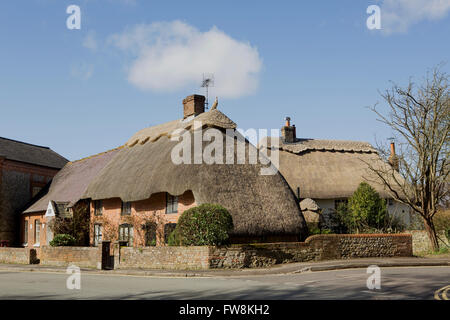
left=24, top=221, right=28, bottom=245
left=119, top=224, right=133, bottom=247
left=94, top=224, right=102, bottom=247
left=34, top=220, right=41, bottom=245
left=121, top=201, right=131, bottom=215
left=31, top=186, right=42, bottom=197
left=164, top=223, right=177, bottom=244
left=143, top=222, right=157, bottom=246
left=166, top=193, right=178, bottom=214
left=94, top=200, right=103, bottom=216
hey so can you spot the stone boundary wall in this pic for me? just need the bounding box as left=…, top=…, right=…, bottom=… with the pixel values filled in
left=0, top=234, right=412, bottom=270
left=39, top=246, right=100, bottom=269
left=405, top=230, right=450, bottom=254
left=209, top=234, right=412, bottom=268
left=118, top=246, right=210, bottom=270
left=0, top=247, right=37, bottom=264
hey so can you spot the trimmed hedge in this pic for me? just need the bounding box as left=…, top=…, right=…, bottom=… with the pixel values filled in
left=171, top=204, right=233, bottom=246
left=49, top=234, right=76, bottom=247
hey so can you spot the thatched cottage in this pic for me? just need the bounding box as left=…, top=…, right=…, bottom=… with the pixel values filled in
left=22, top=95, right=308, bottom=247
left=260, top=117, right=412, bottom=229
left=22, top=149, right=118, bottom=247
left=0, top=137, right=67, bottom=246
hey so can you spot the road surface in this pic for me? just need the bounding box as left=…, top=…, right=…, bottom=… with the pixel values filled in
left=0, top=266, right=448, bottom=300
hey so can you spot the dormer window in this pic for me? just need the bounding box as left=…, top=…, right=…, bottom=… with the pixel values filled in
left=94, top=200, right=103, bottom=216
left=166, top=193, right=178, bottom=214
left=121, top=201, right=131, bottom=215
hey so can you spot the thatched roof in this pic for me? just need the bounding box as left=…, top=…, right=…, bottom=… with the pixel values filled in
left=0, top=136, right=68, bottom=169
left=84, top=110, right=307, bottom=237
left=260, top=137, right=404, bottom=199
left=125, top=109, right=237, bottom=146
left=23, top=148, right=120, bottom=214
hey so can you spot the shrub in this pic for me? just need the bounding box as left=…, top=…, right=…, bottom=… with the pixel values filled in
left=50, top=234, right=76, bottom=247
left=306, top=222, right=332, bottom=235
left=174, top=204, right=233, bottom=246
left=347, top=182, right=387, bottom=232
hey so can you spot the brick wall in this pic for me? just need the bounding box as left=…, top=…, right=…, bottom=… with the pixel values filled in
left=0, top=247, right=37, bottom=264
left=118, top=246, right=210, bottom=270
left=0, top=159, right=59, bottom=244
left=1, top=234, right=413, bottom=270
left=118, top=233, right=412, bottom=270
left=90, top=190, right=196, bottom=247
left=39, top=246, right=100, bottom=269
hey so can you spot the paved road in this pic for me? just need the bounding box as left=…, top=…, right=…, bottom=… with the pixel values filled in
left=0, top=266, right=448, bottom=300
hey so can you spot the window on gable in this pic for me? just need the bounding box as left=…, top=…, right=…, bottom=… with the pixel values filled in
left=121, top=201, right=131, bottom=215
left=166, top=193, right=178, bottom=214
left=119, top=224, right=134, bottom=247
left=94, top=200, right=103, bottom=216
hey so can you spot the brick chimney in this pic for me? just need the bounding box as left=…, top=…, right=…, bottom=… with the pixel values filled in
left=388, top=142, right=399, bottom=171
left=281, top=117, right=296, bottom=143
left=183, top=94, right=205, bottom=118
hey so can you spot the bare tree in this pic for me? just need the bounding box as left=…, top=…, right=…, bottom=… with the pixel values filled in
left=369, top=65, right=449, bottom=251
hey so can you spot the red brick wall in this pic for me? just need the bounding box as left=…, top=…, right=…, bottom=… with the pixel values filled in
left=90, top=190, right=196, bottom=247
left=0, top=247, right=37, bottom=264
left=1, top=158, right=60, bottom=244
left=39, top=245, right=100, bottom=269
left=21, top=212, right=48, bottom=249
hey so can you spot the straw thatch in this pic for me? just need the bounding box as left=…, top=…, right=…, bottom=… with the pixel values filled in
left=23, top=148, right=120, bottom=214
left=260, top=137, right=404, bottom=199
left=84, top=110, right=307, bottom=237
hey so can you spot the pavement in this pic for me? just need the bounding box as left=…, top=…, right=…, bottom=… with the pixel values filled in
left=0, top=256, right=449, bottom=277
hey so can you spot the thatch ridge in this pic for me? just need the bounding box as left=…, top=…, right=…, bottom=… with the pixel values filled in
left=125, top=109, right=237, bottom=147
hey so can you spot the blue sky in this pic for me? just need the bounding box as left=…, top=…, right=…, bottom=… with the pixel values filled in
left=0, top=0, right=449, bottom=161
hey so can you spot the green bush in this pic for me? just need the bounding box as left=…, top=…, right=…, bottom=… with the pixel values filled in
left=174, top=204, right=233, bottom=246
left=334, top=182, right=389, bottom=233
left=49, top=234, right=76, bottom=247
left=307, top=222, right=332, bottom=235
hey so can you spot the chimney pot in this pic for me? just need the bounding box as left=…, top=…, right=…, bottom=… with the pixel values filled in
left=388, top=142, right=399, bottom=171
left=183, top=94, right=205, bottom=118
left=281, top=117, right=296, bottom=143
left=285, top=117, right=291, bottom=127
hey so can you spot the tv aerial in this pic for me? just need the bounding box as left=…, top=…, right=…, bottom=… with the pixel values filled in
left=201, top=73, right=214, bottom=110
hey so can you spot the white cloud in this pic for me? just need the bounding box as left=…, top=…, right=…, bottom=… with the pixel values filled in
left=108, top=21, right=262, bottom=98
left=70, top=62, right=93, bottom=80
left=83, top=31, right=98, bottom=51
left=381, top=0, right=450, bottom=34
